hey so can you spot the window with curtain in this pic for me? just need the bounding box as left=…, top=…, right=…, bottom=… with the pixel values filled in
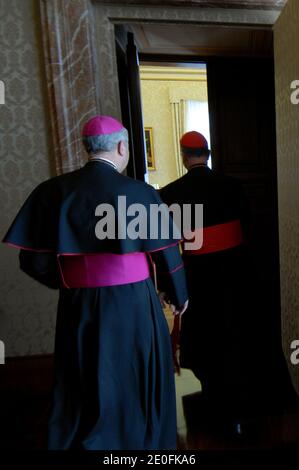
left=185, top=100, right=212, bottom=169
left=171, top=99, right=212, bottom=178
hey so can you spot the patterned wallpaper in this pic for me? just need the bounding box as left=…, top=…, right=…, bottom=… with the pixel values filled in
left=0, top=0, right=57, bottom=357
left=274, top=0, right=299, bottom=394
left=141, top=76, right=208, bottom=188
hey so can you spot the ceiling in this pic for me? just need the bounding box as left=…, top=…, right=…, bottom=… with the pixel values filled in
left=114, top=0, right=285, bottom=57
left=140, top=65, right=207, bottom=82
left=132, top=23, right=274, bottom=57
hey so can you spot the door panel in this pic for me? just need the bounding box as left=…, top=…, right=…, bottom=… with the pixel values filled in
left=207, top=56, right=295, bottom=401
left=126, top=33, right=147, bottom=181
left=115, top=39, right=137, bottom=179
left=207, top=58, right=279, bottom=282
left=116, top=31, right=147, bottom=181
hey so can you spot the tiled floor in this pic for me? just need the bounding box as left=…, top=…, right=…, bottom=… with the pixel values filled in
left=175, top=368, right=202, bottom=438
left=163, top=308, right=299, bottom=452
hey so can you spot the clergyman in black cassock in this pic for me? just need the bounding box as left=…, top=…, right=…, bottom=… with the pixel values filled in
left=3, top=116, right=188, bottom=450
left=160, top=131, right=257, bottom=423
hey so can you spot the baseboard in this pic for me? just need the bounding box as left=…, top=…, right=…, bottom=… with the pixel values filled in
left=0, top=354, right=54, bottom=394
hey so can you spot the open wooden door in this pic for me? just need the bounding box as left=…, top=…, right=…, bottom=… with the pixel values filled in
left=116, top=30, right=147, bottom=181
left=207, top=56, right=296, bottom=403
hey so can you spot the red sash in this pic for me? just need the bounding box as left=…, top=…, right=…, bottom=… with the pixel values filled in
left=184, top=220, right=243, bottom=255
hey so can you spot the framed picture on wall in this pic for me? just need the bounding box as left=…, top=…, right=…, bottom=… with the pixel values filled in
left=144, top=127, right=155, bottom=170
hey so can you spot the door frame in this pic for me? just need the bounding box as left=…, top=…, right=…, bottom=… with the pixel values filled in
left=39, top=0, right=278, bottom=173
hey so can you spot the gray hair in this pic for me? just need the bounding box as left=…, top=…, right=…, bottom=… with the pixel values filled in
left=83, top=128, right=129, bottom=154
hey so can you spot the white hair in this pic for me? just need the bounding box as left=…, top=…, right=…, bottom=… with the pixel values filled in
left=83, top=128, right=128, bottom=154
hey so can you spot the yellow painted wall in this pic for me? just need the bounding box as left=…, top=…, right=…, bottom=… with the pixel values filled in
left=140, top=66, right=208, bottom=189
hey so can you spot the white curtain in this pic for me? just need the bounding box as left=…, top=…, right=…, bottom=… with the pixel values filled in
left=171, top=100, right=187, bottom=178
left=185, top=100, right=212, bottom=168
left=171, top=100, right=212, bottom=178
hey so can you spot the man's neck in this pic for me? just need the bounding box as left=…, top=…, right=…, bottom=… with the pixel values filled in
left=188, top=162, right=208, bottom=170
left=89, top=155, right=118, bottom=171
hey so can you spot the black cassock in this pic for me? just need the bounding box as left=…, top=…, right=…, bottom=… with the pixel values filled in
left=160, top=166, right=258, bottom=416
left=3, top=160, right=188, bottom=450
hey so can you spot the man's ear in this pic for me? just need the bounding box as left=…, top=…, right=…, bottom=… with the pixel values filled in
left=118, top=140, right=126, bottom=157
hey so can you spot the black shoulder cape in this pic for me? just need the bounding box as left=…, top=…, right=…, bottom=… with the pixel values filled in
left=3, top=161, right=180, bottom=254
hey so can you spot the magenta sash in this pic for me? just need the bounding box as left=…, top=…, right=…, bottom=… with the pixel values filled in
left=57, top=252, right=150, bottom=288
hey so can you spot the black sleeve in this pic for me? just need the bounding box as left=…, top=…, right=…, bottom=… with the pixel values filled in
left=235, top=182, right=252, bottom=243
left=19, top=250, right=60, bottom=289
left=149, top=244, right=188, bottom=308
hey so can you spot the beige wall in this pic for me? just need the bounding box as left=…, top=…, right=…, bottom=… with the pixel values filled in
left=140, top=67, right=208, bottom=188
left=274, top=0, right=299, bottom=394
left=0, top=0, right=57, bottom=357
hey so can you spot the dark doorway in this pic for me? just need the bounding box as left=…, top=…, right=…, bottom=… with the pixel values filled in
left=115, top=24, right=296, bottom=407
